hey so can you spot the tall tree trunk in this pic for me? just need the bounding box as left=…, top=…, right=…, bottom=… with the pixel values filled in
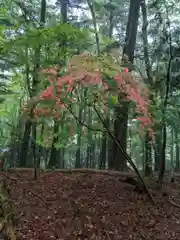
left=57, top=147, right=65, bottom=169
left=90, top=139, right=96, bottom=168
left=159, top=124, right=166, bottom=183
left=19, top=45, right=31, bottom=167
left=33, top=0, right=46, bottom=179
left=75, top=107, right=83, bottom=168
left=48, top=121, right=59, bottom=168
left=158, top=26, right=172, bottom=184
left=175, top=131, right=179, bottom=171
left=154, top=131, right=162, bottom=171
left=86, top=108, right=92, bottom=168
left=100, top=8, right=114, bottom=170
left=108, top=118, right=114, bottom=168
left=19, top=0, right=46, bottom=171
left=99, top=124, right=107, bottom=169
left=19, top=120, right=31, bottom=167
left=144, top=133, right=153, bottom=176
left=141, top=0, right=153, bottom=86
left=141, top=0, right=153, bottom=177
left=112, top=0, right=141, bottom=170
left=87, top=0, right=100, bottom=55
left=170, top=128, right=174, bottom=170
left=34, top=123, right=45, bottom=176
left=113, top=100, right=129, bottom=170
left=48, top=0, right=67, bottom=168
left=58, top=117, right=65, bottom=169
left=10, top=104, right=23, bottom=167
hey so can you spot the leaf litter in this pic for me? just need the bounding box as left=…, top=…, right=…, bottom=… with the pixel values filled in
left=3, top=170, right=180, bottom=239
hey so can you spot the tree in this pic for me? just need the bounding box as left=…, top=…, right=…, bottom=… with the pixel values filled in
left=110, top=0, right=142, bottom=171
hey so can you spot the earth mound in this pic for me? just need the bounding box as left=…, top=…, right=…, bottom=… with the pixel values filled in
left=2, top=170, right=180, bottom=239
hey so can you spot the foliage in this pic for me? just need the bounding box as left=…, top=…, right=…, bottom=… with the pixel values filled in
left=0, top=0, right=180, bottom=172
left=24, top=53, right=154, bottom=139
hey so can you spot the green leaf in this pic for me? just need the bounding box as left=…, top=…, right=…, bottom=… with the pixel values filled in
left=107, top=95, right=118, bottom=107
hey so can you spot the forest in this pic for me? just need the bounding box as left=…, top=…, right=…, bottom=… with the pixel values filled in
left=0, top=0, right=180, bottom=239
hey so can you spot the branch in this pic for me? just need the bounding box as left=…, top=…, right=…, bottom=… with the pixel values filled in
left=26, top=189, right=46, bottom=203
left=14, top=0, right=39, bottom=26
left=168, top=198, right=180, bottom=208
left=65, top=104, right=106, bottom=133
left=93, top=103, right=154, bottom=203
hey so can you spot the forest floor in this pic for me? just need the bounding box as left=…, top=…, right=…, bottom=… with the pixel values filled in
left=2, top=170, right=180, bottom=240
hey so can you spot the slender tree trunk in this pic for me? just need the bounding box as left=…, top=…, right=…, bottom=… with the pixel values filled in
left=175, top=131, right=180, bottom=171
left=141, top=0, right=153, bottom=177
left=19, top=120, right=31, bottom=167
left=57, top=116, right=65, bottom=169
left=10, top=113, right=23, bottom=167
left=19, top=47, right=31, bottom=167
left=33, top=0, right=46, bottom=179
left=100, top=9, right=114, bottom=170
left=86, top=108, right=92, bottom=168
left=158, top=29, right=172, bottom=184
left=141, top=0, right=153, bottom=85
left=87, top=0, right=100, bottom=55
left=170, top=128, right=174, bottom=170
left=99, top=120, right=107, bottom=169
left=113, top=100, right=129, bottom=170
left=108, top=117, right=114, bottom=168
left=20, top=0, right=46, bottom=173
left=159, top=124, right=166, bottom=183
left=32, top=122, right=38, bottom=179
left=48, top=0, right=67, bottom=169
left=144, top=133, right=153, bottom=176
left=48, top=121, right=59, bottom=168
left=75, top=107, right=83, bottom=168
left=154, top=131, right=162, bottom=171
left=90, top=140, right=96, bottom=168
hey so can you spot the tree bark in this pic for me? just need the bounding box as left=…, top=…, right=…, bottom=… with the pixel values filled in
left=144, top=133, right=153, bottom=176
left=75, top=107, right=83, bottom=168
left=175, top=131, right=180, bottom=171
left=48, top=0, right=67, bottom=169
left=112, top=0, right=141, bottom=170
left=100, top=8, right=114, bottom=170
left=19, top=119, right=31, bottom=167
left=154, top=131, right=162, bottom=171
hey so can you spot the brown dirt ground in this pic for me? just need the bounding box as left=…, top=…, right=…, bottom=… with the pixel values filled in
left=3, top=170, right=180, bottom=240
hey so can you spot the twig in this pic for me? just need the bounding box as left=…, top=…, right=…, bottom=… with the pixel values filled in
left=168, top=198, right=180, bottom=208
left=16, top=212, right=24, bottom=220
left=26, top=189, right=46, bottom=203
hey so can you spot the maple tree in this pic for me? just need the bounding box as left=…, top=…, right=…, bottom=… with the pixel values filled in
left=25, top=53, right=154, bottom=139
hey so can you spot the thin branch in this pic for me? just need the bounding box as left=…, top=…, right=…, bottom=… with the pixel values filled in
left=64, top=104, right=106, bottom=133
left=168, top=198, right=180, bottom=208
left=14, top=0, right=39, bottom=26
left=26, top=189, right=46, bottom=203
left=93, top=103, right=154, bottom=203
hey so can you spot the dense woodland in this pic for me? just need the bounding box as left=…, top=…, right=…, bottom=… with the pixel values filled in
left=1, top=0, right=180, bottom=239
